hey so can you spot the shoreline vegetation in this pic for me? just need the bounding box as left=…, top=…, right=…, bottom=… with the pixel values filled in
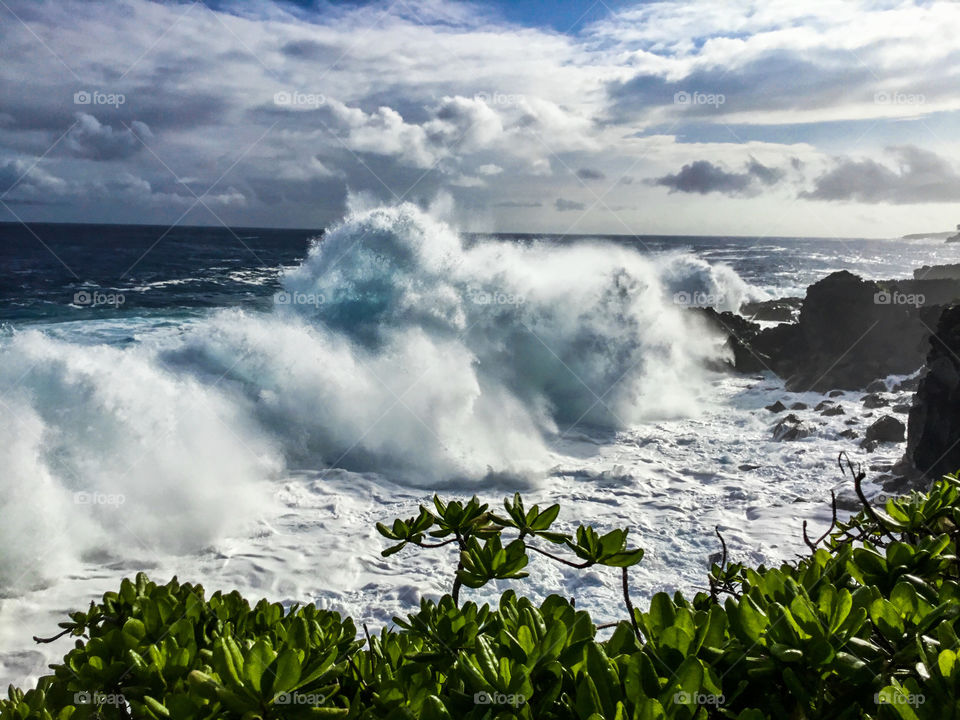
left=4, top=466, right=960, bottom=719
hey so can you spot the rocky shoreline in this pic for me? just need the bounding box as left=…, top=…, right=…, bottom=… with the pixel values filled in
left=696, top=263, right=960, bottom=493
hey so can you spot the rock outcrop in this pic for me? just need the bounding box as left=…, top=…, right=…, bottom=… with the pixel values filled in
left=740, top=297, right=802, bottom=323
left=914, top=264, right=960, bottom=281
left=906, top=305, right=960, bottom=480
left=866, top=415, right=906, bottom=444
left=699, top=271, right=955, bottom=391
left=772, top=414, right=812, bottom=441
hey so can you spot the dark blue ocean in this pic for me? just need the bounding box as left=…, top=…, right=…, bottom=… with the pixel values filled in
left=2, top=221, right=957, bottom=325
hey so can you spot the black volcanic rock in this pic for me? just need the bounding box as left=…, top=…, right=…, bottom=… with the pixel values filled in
left=906, top=305, right=960, bottom=480
left=740, top=297, right=802, bottom=323
left=894, top=376, right=921, bottom=392
left=863, top=394, right=889, bottom=409
left=765, top=401, right=787, bottom=413
left=751, top=322, right=804, bottom=378
left=772, top=414, right=812, bottom=441
left=821, top=405, right=845, bottom=416
left=696, top=270, right=960, bottom=389
left=782, top=271, right=935, bottom=391
left=914, top=264, right=960, bottom=281
left=866, top=415, right=906, bottom=443
left=690, top=307, right=766, bottom=372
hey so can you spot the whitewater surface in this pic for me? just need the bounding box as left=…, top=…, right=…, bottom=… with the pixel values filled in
left=0, top=204, right=919, bottom=687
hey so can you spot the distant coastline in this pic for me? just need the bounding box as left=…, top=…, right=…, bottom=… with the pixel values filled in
left=901, top=231, right=954, bottom=239
left=902, top=225, right=960, bottom=242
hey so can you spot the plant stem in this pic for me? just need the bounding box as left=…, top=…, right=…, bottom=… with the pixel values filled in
left=527, top=544, right=592, bottom=569
left=622, top=567, right=642, bottom=643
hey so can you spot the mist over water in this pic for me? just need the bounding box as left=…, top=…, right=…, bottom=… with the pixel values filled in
left=0, top=203, right=753, bottom=587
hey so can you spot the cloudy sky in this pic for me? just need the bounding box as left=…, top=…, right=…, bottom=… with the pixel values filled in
left=1, top=0, right=959, bottom=236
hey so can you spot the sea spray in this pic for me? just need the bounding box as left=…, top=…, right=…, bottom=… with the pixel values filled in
left=282, top=204, right=736, bottom=425
left=0, top=331, right=280, bottom=587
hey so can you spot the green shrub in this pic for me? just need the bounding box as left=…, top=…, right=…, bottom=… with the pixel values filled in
left=4, top=466, right=960, bottom=719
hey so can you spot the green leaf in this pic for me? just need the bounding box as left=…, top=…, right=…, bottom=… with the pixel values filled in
left=244, top=639, right=277, bottom=693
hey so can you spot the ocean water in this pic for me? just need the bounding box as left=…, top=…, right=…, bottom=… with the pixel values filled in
left=0, top=208, right=956, bottom=687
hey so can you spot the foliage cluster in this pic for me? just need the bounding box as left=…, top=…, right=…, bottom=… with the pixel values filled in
left=4, top=467, right=960, bottom=719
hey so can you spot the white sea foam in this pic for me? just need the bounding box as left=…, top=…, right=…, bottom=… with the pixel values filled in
left=0, top=203, right=751, bottom=589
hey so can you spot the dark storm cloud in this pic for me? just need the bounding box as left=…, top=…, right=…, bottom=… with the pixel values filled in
left=555, top=198, right=585, bottom=211
left=650, top=158, right=784, bottom=196
left=801, top=146, right=960, bottom=204
left=576, top=167, right=605, bottom=180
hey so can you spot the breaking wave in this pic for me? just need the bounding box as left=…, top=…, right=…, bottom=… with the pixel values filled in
left=0, top=203, right=755, bottom=585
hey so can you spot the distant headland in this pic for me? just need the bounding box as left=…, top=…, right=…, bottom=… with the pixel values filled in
left=902, top=223, right=960, bottom=241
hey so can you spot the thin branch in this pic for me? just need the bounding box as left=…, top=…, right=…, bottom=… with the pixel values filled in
left=33, top=627, right=73, bottom=644
left=839, top=452, right=896, bottom=543
left=803, top=491, right=838, bottom=551
left=715, top=526, right=728, bottom=569
left=412, top=538, right=459, bottom=549
left=527, top=544, right=592, bottom=569
left=622, top=567, right=642, bottom=643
